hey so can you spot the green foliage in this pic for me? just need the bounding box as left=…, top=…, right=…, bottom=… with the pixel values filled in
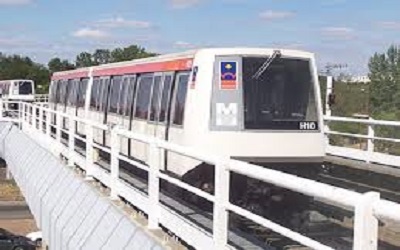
left=0, top=54, right=50, bottom=94
left=368, top=45, right=400, bottom=119
left=0, top=44, right=158, bottom=93
left=75, top=45, right=159, bottom=68
left=48, top=58, right=75, bottom=73
left=93, top=49, right=112, bottom=65
left=325, top=44, right=400, bottom=153
left=331, top=82, right=369, bottom=117
left=76, top=52, right=94, bottom=68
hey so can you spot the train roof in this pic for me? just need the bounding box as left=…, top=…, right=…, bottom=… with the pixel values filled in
left=51, top=47, right=315, bottom=79
left=0, top=79, right=34, bottom=83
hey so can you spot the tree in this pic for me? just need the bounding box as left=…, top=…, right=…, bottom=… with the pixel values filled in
left=111, top=45, right=158, bottom=63
left=48, top=58, right=75, bottom=73
left=368, top=45, right=400, bottom=118
left=76, top=52, right=94, bottom=68
left=0, top=53, right=50, bottom=94
left=93, top=49, right=111, bottom=65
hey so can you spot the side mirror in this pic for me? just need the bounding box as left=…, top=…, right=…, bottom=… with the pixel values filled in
left=328, top=93, right=336, bottom=107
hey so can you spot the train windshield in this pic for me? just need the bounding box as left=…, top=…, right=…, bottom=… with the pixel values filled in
left=242, top=56, right=318, bottom=130
left=18, top=81, right=33, bottom=95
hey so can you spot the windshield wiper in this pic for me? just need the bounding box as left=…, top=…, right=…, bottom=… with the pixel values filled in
left=251, top=50, right=282, bottom=80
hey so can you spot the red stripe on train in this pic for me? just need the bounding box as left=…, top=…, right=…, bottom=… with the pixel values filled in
left=93, top=58, right=193, bottom=77
left=51, top=71, right=89, bottom=81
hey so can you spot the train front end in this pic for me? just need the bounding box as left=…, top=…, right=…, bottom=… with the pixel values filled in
left=179, top=49, right=326, bottom=228
left=191, top=49, right=326, bottom=170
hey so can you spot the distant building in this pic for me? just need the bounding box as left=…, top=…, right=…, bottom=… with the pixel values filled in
left=340, top=75, right=370, bottom=84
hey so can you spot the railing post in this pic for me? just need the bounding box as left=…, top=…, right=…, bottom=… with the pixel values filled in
left=46, top=109, right=51, bottom=137
left=353, top=192, right=380, bottom=250
left=148, top=140, right=161, bottom=229
left=325, top=75, right=333, bottom=117
left=68, top=116, right=75, bottom=167
left=85, top=124, right=94, bottom=179
left=213, top=159, right=230, bottom=249
left=17, top=102, right=22, bottom=129
left=32, top=105, right=37, bottom=129
left=38, top=105, right=44, bottom=132
left=324, top=124, right=330, bottom=148
left=367, top=118, right=375, bottom=163
left=56, top=112, right=62, bottom=144
left=0, top=98, right=3, bottom=119
left=110, top=126, right=120, bottom=200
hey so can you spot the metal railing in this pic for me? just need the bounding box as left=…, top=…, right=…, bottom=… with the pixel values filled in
left=34, top=94, right=49, bottom=103
left=325, top=115, right=400, bottom=168
left=2, top=100, right=400, bottom=250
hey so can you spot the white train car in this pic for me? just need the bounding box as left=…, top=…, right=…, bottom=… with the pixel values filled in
left=0, top=79, right=35, bottom=112
left=48, top=48, right=325, bottom=186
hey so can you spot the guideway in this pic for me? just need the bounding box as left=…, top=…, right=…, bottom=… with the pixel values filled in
left=0, top=122, right=169, bottom=250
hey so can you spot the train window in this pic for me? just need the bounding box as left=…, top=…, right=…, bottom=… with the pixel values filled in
left=99, top=78, right=110, bottom=112
left=124, top=76, right=137, bottom=117
left=67, top=80, right=78, bottom=107
left=4, top=83, right=9, bottom=95
left=117, top=77, right=128, bottom=116
left=49, top=81, right=56, bottom=103
left=74, top=80, right=80, bottom=106
left=96, top=79, right=105, bottom=111
left=90, top=78, right=100, bottom=110
left=172, top=73, right=190, bottom=126
left=158, top=75, right=173, bottom=123
left=60, top=80, right=68, bottom=105
left=149, top=75, right=162, bottom=122
left=108, top=76, right=122, bottom=114
left=78, top=78, right=89, bottom=108
left=134, top=75, right=153, bottom=120
left=57, top=81, right=62, bottom=104
left=19, top=81, right=33, bottom=95
left=242, top=57, right=318, bottom=130
left=55, top=81, right=61, bottom=104
left=66, top=80, right=73, bottom=106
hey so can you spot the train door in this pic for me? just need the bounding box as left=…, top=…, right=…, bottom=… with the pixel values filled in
left=129, top=73, right=154, bottom=164
left=94, top=77, right=111, bottom=145
left=146, top=73, right=164, bottom=138
left=65, top=79, right=79, bottom=131
left=164, top=72, right=190, bottom=176
left=153, top=73, right=174, bottom=141
left=120, top=75, right=137, bottom=156
left=104, top=76, right=123, bottom=148
left=76, top=78, right=89, bottom=136
left=59, top=80, right=70, bottom=131
left=151, top=73, right=175, bottom=171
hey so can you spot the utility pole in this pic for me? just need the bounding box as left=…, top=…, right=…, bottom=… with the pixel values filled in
left=321, top=63, right=348, bottom=117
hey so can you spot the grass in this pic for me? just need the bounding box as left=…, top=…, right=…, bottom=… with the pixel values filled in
left=0, top=180, right=24, bottom=201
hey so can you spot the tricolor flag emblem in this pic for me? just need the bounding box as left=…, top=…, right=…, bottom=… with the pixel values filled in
left=220, top=62, right=238, bottom=90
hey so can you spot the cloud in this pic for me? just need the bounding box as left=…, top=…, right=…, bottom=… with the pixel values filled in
left=170, top=0, right=200, bottom=9
left=0, top=37, right=30, bottom=47
left=174, top=41, right=196, bottom=49
left=0, top=0, right=30, bottom=5
left=321, top=27, right=355, bottom=40
left=72, top=28, right=109, bottom=39
left=96, top=17, right=152, bottom=29
left=259, top=10, right=295, bottom=21
left=376, top=21, right=400, bottom=30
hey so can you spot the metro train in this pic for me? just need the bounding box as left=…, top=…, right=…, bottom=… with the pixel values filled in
left=0, top=79, right=35, bottom=110
left=49, top=48, right=325, bottom=226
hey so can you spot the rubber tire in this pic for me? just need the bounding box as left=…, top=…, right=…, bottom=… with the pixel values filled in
left=35, top=239, right=42, bottom=247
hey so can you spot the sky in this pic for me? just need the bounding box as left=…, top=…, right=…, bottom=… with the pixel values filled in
left=0, top=0, right=399, bottom=75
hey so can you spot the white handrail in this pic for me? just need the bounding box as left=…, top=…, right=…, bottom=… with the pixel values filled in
left=324, top=115, right=400, bottom=167
left=2, top=101, right=400, bottom=250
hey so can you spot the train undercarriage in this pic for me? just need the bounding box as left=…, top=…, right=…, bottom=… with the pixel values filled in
left=176, top=161, right=326, bottom=231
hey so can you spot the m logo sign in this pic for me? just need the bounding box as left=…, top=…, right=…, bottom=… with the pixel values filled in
left=216, top=103, right=238, bottom=126
left=299, top=122, right=318, bottom=130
